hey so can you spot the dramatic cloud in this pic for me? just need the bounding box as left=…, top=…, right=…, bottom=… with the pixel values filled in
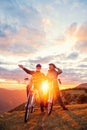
left=0, top=67, right=28, bottom=82
left=0, top=26, right=46, bottom=55
left=67, top=52, right=79, bottom=60
left=75, top=22, right=87, bottom=42
left=73, top=22, right=87, bottom=54
left=65, top=22, right=78, bottom=37
left=0, top=0, right=87, bottom=88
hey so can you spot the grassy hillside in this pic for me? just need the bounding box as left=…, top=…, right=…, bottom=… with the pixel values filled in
left=76, top=83, right=87, bottom=89
left=0, top=104, right=87, bottom=130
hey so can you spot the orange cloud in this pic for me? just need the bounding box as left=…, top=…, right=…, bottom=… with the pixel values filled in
left=75, top=23, right=87, bottom=42
left=65, top=22, right=77, bottom=37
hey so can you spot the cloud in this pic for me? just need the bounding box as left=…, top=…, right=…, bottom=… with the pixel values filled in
left=0, top=23, right=17, bottom=38
left=0, top=2, right=47, bottom=57
left=82, top=57, right=87, bottom=62
left=75, top=22, right=87, bottom=42
left=63, top=22, right=87, bottom=54
left=65, top=22, right=77, bottom=37
left=0, top=0, right=87, bottom=86
left=71, top=1, right=81, bottom=10
left=0, top=67, right=28, bottom=82
left=0, top=0, right=43, bottom=29
left=0, top=0, right=46, bottom=57
left=64, top=22, right=87, bottom=42
left=67, top=52, right=79, bottom=60
left=73, top=22, right=87, bottom=53
left=75, top=41, right=87, bottom=53
left=62, top=71, right=80, bottom=84
left=54, top=35, right=66, bottom=44
left=29, top=56, right=53, bottom=64
left=42, top=18, right=52, bottom=27
left=0, top=26, right=46, bottom=55
left=78, top=64, right=87, bottom=68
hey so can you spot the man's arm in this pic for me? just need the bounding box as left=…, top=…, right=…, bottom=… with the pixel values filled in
left=18, top=64, right=34, bottom=75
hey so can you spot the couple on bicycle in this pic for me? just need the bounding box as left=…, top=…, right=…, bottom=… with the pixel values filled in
left=18, top=63, right=68, bottom=112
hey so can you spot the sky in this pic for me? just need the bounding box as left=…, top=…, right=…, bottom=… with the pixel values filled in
left=0, top=0, right=87, bottom=90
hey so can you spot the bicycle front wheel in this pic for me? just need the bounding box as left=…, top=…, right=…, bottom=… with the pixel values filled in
left=48, top=102, right=53, bottom=115
left=24, top=97, right=30, bottom=123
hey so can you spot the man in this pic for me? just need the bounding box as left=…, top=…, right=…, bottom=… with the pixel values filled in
left=47, top=63, right=68, bottom=110
left=18, top=64, right=46, bottom=112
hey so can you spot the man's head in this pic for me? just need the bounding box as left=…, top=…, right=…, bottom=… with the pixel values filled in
left=49, top=63, right=56, bottom=70
left=36, top=64, right=42, bottom=71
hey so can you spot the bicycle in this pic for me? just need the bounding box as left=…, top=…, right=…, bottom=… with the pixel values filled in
left=24, top=81, right=49, bottom=123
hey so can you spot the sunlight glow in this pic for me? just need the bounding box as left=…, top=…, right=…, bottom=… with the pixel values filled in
left=42, top=81, right=49, bottom=94
left=0, top=79, right=26, bottom=90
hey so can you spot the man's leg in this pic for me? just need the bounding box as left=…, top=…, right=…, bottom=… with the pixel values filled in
left=38, top=90, right=44, bottom=112
left=57, top=93, right=68, bottom=110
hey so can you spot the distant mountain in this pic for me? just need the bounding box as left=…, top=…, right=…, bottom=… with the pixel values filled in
left=0, top=88, right=26, bottom=112
left=75, top=83, right=87, bottom=89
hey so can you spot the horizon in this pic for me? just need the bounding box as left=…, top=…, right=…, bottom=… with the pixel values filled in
left=0, top=0, right=87, bottom=90
left=0, top=79, right=84, bottom=90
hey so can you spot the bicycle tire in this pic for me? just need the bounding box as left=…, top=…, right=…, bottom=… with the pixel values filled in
left=48, top=102, right=53, bottom=115
left=24, top=96, right=30, bottom=123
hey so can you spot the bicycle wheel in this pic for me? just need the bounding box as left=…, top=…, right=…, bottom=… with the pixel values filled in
left=48, top=101, right=53, bottom=115
left=24, top=96, right=30, bottom=123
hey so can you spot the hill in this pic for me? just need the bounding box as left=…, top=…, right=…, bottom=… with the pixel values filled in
left=0, top=88, right=26, bottom=112
left=0, top=104, right=87, bottom=130
left=76, top=83, right=87, bottom=89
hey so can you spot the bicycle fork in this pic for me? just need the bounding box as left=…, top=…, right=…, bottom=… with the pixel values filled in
left=28, top=93, right=35, bottom=108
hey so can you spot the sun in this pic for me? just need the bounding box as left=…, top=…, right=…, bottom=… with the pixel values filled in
left=42, top=81, right=49, bottom=94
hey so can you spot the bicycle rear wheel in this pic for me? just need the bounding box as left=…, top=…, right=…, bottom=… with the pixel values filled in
left=48, top=101, right=53, bottom=115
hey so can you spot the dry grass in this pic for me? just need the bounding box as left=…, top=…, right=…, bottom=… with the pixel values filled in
left=0, top=104, right=87, bottom=130
left=64, top=89, right=86, bottom=95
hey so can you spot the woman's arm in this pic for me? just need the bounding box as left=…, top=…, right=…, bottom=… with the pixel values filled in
left=55, top=66, right=62, bottom=74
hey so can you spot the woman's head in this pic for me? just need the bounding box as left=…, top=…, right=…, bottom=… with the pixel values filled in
left=49, top=63, right=56, bottom=70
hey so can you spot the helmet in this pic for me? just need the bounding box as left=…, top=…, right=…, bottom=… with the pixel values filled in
left=49, top=63, right=56, bottom=68
left=36, top=64, right=42, bottom=67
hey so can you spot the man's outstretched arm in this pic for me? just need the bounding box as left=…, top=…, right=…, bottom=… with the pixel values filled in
left=18, top=64, right=34, bottom=75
